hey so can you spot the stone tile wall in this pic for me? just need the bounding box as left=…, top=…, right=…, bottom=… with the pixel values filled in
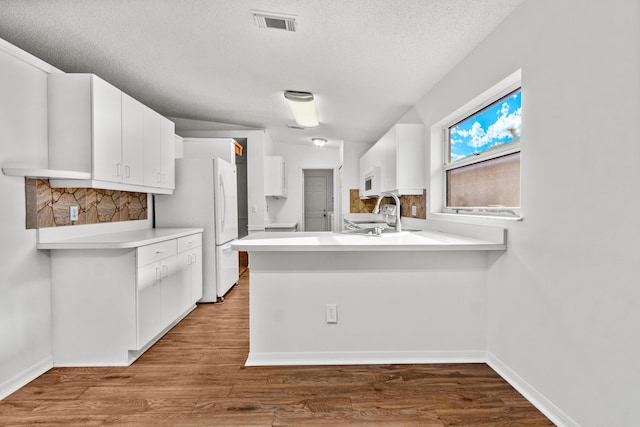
left=349, top=189, right=426, bottom=219
left=25, top=178, right=147, bottom=229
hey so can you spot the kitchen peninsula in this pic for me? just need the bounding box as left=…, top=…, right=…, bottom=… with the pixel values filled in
left=232, top=223, right=506, bottom=366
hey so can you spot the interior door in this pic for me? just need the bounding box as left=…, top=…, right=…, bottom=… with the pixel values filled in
left=304, top=175, right=328, bottom=231
left=214, top=158, right=238, bottom=244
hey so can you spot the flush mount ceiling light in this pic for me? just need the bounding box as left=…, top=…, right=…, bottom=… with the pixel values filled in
left=312, top=138, right=327, bottom=147
left=284, top=91, right=319, bottom=128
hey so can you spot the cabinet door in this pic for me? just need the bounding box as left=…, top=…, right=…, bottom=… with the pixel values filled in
left=180, top=251, right=193, bottom=306
left=265, top=156, right=286, bottom=197
left=160, top=255, right=183, bottom=325
left=189, top=247, right=203, bottom=303
left=377, top=128, right=396, bottom=193
left=137, top=262, right=162, bottom=349
left=91, top=76, right=123, bottom=182
left=121, top=93, right=145, bottom=185
left=143, top=107, right=162, bottom=187
left=395, top=124, right=425, bottom=193
left=160, top=117, right=175, bottom=189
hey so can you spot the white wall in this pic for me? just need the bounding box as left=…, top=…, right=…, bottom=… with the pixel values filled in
left=0, top=43, right=55, bottom=398
left=413, top=1, right=640, bottom=425
left=266, top=141, right=340, bottom=227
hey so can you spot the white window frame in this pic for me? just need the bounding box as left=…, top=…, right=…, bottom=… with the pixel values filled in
left=429, top=69, right=523, bottom=221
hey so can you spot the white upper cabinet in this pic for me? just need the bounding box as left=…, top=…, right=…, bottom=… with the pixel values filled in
left=47, top=73, right=174, bottom=194
left=160, top=117, right=175, bottom=189
left=48, top=74, right=122, bottom=182
left=143, top=108, right=162, bottom=187
left=121, top=93, right=145, bottom=185
left=264, top=155, right=287, bottom=198
left=92, top=76, right=123, bottom=183
left=360, top=123, right=424, bottom=197
left=143, top=108, right=175, bottom=190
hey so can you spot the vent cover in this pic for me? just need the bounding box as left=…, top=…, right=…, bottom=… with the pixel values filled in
left=252, top=10, right=297, bottom=32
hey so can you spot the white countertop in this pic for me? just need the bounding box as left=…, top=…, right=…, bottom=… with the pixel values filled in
left=37, top=228, right=204, bottom=250
left=231, top=230, right=506, bottom=252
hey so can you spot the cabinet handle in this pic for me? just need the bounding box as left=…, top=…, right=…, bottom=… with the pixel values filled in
left=156, top=172, right=161, bottom=184
left=191, top=254, right=197, bottom=264
left=125, top=165, right=131, bottom=178
left=155, top=267, right=161, bottom=281
left=162, top=264, right=168, bottom=278
left=155, top=249, right=166, bottom=254
left=116, top=163, right=122, bottom=177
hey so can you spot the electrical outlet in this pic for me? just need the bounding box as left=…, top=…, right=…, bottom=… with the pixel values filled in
left=326, top=304, right=337, bottom=323
left=411, top=205, right=417, bottom=216
left=69, top=205, right=79, bottom=221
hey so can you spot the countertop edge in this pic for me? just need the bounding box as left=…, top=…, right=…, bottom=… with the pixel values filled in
left=231, top=230, right=506, bottom=252
left=231, top=243, right=507, bottom=252
left=37, top=228, right=204, bottom=250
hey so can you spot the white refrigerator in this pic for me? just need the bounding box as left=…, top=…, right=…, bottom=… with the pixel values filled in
left=155, top=157, right=239, bottom=302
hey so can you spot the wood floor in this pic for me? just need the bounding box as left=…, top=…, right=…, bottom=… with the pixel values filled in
left=0, top=270, right=553, bottom=426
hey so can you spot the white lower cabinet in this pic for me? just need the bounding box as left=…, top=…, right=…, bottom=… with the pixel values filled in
left=178, top=234, right=203, bottom=303
left=136, top=261, right=163, bottom=349
left=50, top=231, right=202, bottom=366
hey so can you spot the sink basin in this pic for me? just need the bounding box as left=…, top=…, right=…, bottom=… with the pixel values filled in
left=339, top=228, right=421, bottom=237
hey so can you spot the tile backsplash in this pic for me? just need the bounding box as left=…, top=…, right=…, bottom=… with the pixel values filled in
left=25, top=178, right=147, bottom=229
left=349, top=189, right=426, bottom=219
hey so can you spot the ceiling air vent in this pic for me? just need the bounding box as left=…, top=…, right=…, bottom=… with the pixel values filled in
left=252, top=10, right=297, bottom=32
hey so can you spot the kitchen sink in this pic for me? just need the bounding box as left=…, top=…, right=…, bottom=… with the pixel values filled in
left=339, top=227, right=421, bottom=236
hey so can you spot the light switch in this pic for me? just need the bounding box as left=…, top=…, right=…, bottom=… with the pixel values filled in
left=70, top=205, right=79, bottom=221
left=326, top=304, right=338, bottom=323
left=411, top=205, right=417, bottom=216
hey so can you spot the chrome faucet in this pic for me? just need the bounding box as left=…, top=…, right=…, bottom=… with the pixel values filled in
left=372, top=191, right=402, bottom=232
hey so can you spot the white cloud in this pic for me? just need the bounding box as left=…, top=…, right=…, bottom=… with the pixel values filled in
left=499, top=102, right=509, bottom=117
left=466, top=106, right=521, bottom=149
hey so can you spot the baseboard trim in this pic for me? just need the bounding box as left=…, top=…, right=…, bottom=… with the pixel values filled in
left=0, top=356, right=53, bottom=400
left=487, top=352, right=580, bottom=427
left=246, top=350, right=486, bottom=366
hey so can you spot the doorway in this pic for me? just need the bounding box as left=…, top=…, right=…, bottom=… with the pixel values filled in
left=302, top=169, right=334, bottom=231
left=234, top=138, right=248, bottom=273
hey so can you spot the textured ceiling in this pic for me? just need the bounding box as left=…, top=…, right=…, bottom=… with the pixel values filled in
left=0, top=0, right=524, bottom=147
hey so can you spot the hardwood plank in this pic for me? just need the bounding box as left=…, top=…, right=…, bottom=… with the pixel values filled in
left=0, top=269, right=553, bottom=425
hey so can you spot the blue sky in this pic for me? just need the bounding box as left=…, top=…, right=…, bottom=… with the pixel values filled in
left=449, top=90, right=521, bottom=162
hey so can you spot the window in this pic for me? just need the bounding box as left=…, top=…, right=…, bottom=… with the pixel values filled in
left=443, top=87, right=521, bottom=217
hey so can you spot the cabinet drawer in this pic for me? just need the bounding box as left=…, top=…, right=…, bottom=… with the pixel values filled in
left=137, top=239, right=177, bottom=267
left=177, top=233, right=202, bottom=253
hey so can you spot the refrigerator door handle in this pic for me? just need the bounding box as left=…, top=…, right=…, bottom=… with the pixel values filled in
left=219, top=174, right=226, bottom=230
left=222, top=243, right=233, bottom=251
